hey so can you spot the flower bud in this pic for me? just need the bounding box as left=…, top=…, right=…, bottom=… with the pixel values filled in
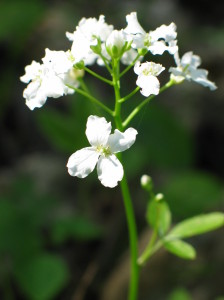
left=90, top=37, right=102, bottom=54
left=106, top=30, right=126, bottom=58
left=155, top=193, right=164, bottom=202
left=138, top=47, right=148, bottom=56
left=74, top=60, right=85, bottom=70
left=140, top=174, right=153, bottom=192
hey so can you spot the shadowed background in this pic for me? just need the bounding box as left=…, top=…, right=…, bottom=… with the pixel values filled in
left=0, top=0, right=224, bottom=299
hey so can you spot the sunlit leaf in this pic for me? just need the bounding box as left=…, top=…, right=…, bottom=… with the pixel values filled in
left=168, top=212, right=224, bottom=239
left=163, top=239, right=196, bottom=260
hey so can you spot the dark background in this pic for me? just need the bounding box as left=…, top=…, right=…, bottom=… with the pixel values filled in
left=0, top=0, right=224, bottom=299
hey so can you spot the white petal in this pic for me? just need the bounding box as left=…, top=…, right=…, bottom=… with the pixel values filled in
left=190, top=68, right=217, bottom=90
left=97, top=155, right=124, bottom=188
left=181, top=51, right=201, bottom=68
left=42, top=48, right=72, bottom=74
left=23, top=81, right=47, bottom=110
left=150, top=23, right=177, bottom=43
left=41, top=69, right=67, bottom=98
left=125, top=12, right=146, bottom=36
left=86, top=115, right=111, bottom=147
left=20, top=61, right=41, bottom=83
left=107, top=128, right=138, bottom=153
left=148, top=41, right=168, bottom=55
left=124, top=12, right=146, bottom=49
left=67, top=147, right=99, bottom=178
left=137, top=74, right=160, bottom=96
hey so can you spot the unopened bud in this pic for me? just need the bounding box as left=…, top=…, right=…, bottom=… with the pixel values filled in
left=140, top=174, right=153, bottom=192
left=155, top=193, right=164, bottom=202
left=106, top=30, right=126, bottom=59
left=138, top=47, right=148, bottom=56
left=74, top=60, right=85, bottom=70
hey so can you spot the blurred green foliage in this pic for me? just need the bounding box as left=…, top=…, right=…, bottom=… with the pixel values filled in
left=0, top=0, right=45, bottom=50
left=162, top=171, right=223, bottom=219
left=0, top=178, right=103, bottom=299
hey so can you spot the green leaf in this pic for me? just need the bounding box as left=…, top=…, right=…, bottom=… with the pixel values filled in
left=51, top=216, right=104, bottom=244
left=162, top=171, right=223, bottom=218
left=168, top=287, right=192, bottom=300
left=15, top=254, right=69, bottom=300
left=147, top=198, right=171, bottom=237
left=163, top=239, right=196, bottom=260
left=168, top=212, right=224, bottom=239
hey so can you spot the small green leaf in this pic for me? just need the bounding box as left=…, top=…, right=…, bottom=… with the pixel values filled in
left=147, top=198, right=171, bottom=237
left=168, top=212, right=224, bottom=239
left=168, top=287, right=192, bottom=300
left=163, top=239, right=196, bottom=260
left=15, top=254, right=69, bottom=300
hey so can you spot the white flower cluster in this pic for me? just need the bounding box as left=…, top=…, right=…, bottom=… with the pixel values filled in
left=20, top=12, right=217, bottom=188
left=20, top=12, right=216, bottom=110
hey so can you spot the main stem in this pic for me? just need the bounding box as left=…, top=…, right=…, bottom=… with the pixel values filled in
left=120, top=172, right=139, bottom=300
left=112, top=58, right=139, bottom=300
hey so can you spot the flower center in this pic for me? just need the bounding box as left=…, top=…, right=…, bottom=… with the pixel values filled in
left=96, top=145, right=112, bottom=157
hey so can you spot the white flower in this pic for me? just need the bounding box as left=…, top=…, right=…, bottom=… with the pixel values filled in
left=20, top=49, right=82, bottom=109
left=147, top=23, right=178, bottom=55
left=124, top=12, right=146, bottom=49
left=20, top=60, right=67, bottom=110
left=42, top=48, right=82, bottom=93
left=169, top=51, right=217, bottom=90
left=124, top=12, right=178, bottom=56
left=134, top=61, right=165, bottom=97
left=67, top=116, right=138, bottom=188
left=67, top=15, right=113, bottom=65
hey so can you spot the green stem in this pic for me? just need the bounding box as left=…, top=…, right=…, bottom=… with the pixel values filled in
left=78, top=78, right=90, bottom=93
left=137, top=230, right=159, bottom=266
left=119, top=171, right=139, bottom=300
left=98, top=53, right=113, bottom=74
left=113, top=58, right=123, bottom=130
left=119, top=53, right=142, bottom=78
left=67, top=84, right=113, bottom=116
left=122, top=80, right=175, bottom=128
left=84, top=66, right=113, bottom=85
left=112, top=58, right=139, bottom=300
left=118, top=87, right=140, bottom=103
left=138, top=237, right=163, bottom=266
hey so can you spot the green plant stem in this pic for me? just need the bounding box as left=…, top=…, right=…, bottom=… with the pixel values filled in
left=78, top=77, right=90, bottom=93
left=138, top=238, right=163, bottom=266
left=113, top=58, right=123, bottom=130
left=112, top=58, right=139, bottom=300
left=122, top=80, right=175, bottom=128
left=84, top=67, right=113, bottom=85
left=67, top=84, right=113, bottom=116
left=98, top=53, right=113, bottom=74
left=119, top=53, right=142, bottom=78
left=119, top=170, right=139, bottom=300
left=118, top=87, right=140, bottom=103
